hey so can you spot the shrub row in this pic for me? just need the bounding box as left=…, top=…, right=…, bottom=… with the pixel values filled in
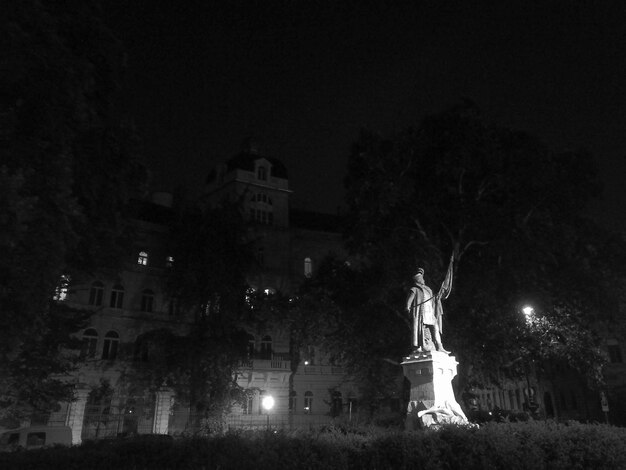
left=1, top=421, right=625, bottom=470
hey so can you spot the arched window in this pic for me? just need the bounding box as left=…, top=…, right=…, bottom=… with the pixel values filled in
left=137, top=251, right=149, bottom=266
left=289, top=391, right=297, bottom=413
left=260, top=335, right=272, bottom=360
left=110, top=285, right=124, bottom=309
left=102, top=331, right=119, bottom=361
left=242, top=391, right=254, bottom=415
left=81, top=329, right=98, bottom=358
left=89, top=281, right=104, bottom=306
left=304, top=391, right=313, bottom=414
left=304, top=257, right=313, bottom=278
left=141, top=289, right=155, bottom=312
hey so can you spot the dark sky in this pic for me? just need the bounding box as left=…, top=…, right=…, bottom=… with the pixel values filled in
left=105, top=1, right=626, bottom=231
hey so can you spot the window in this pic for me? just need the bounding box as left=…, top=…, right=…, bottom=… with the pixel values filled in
left=110, top=285, right=124, bottom=309
left=608, top=340, right=623, bottom=363
left=331, top=391, right=342, bottom=416
left=256, top=247, right=265, bottom=267
left=289, top=391, right=297, bottom=413
left=141, top=289, right=155, bottom=312
left=246, top=334, right=255, bottom=359
left=102, top=331, right=119, bottom=360
left=249, top=193, right=274, bottom=225
left=81, top=329, right=98, bottom=358
left=304, top=257, right=313, bottom=278
left=89, top=281, right=104, bottom=306
left=259, top=390, right=267, bottom=414
left=304, top=391, right=313, bottom=414
left=257, top=166, right=267, bottom=181
left=137, top=251, right=149, bottom=265
left=165, top=256, right=174, bottom=268
left=242, top=392, right=254, bottom=415
left=168, top=297, right=180, bottom=316
left=260, top=335, right=272, bottom=360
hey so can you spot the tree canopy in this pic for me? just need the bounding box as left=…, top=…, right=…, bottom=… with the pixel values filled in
left=340, top=103, right=625, bottom=392
left=1, top=0, right=146, bottom=421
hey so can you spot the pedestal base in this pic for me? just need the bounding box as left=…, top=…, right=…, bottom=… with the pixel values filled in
left=402, top=351, right=468, bottom=429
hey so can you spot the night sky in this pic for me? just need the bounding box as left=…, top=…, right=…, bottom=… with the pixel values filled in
left=105, top=1, right=626, bottom=231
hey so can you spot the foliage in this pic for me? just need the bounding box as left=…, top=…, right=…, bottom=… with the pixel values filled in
left=0, top=0, right=146, bottom=420
left=124, top=201, right=253, bottom=428
left=2, top=421, right=626, bottom=469
left=342, top=102, right=625, bottom=390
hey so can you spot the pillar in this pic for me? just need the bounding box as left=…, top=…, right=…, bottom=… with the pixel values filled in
left=152, top=387, right=175, bottom=435
left=65, top=387, right=90, bottom=444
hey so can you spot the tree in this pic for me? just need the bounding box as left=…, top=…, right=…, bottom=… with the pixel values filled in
left=125, top=200, right=253, bottom=432
left=342, top=103, right=625, bottom=395
left=1, top=0, right=146, bottom=421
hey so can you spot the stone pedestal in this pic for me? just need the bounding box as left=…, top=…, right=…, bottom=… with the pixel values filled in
left=402, top=351, right=466, bottom=429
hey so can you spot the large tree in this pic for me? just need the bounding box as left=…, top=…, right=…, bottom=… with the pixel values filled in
left=1, top=0, right=146, bottom=421
left=126, top=200, right=253, bottom=432
left=341, top=103, right=625, bottom=395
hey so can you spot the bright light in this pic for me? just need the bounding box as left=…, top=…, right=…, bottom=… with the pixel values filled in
left=261, top=395, right=275, bottom=411
left=304, top=360, right=309, bottom=366
left=522, top=306, right=534, bottom=317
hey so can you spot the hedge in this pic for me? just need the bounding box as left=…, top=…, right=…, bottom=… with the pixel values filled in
left=1, top=421, right=625, bottom=470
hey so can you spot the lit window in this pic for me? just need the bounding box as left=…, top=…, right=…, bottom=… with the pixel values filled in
left=304, top=257, right=313, bottom=278
left=257, top=166, right=267, bottom=181
left=110, top=285, right=124, bottom=309
left=141, top=289, right=155, bottom=312
left=88, top=281, right=104, bottom=306
left=53, top=275, right=71, bottom=301
left=102, top=331, right=119, bottom=360
left=137, top=251, right=148, bottom=265
left=260, top=335, right=272, bottom=360
left=304, top=391, right=313, bottom=414
left=81, top=329, right=98, bottom=358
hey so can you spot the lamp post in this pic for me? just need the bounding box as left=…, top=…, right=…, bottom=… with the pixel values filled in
left=262, top=395, right=275, bottom=431
left=521, top=305, right=535, bottom=413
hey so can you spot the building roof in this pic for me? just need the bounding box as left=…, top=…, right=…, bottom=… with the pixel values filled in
left=226, top=151, right=289, bottom=179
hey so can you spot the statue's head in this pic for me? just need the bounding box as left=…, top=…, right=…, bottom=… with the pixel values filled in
left=414, top=268, right=425, bottom=284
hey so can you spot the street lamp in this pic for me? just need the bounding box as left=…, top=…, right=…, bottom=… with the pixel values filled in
left=262, top=395, right=275, bottom=431
left=522, top=305, right=534, bottom=322
left=520, top=305, right=537, bottom=414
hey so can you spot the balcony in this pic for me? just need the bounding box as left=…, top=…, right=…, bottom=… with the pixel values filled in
left=239, top=354, right=291, bottom=371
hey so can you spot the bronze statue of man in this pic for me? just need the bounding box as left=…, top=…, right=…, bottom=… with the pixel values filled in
left=406, top=268, right=449, bottom=354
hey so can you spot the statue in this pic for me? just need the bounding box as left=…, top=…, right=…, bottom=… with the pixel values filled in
left=406, top=265, right=451, bottom=354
